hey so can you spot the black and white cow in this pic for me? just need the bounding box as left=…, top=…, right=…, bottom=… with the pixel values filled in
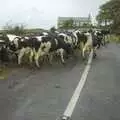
left=78, top=29, right=99, bottom=59
left=32, top=33, right=73, bottom=67
left=0, top=34, right=17, bottom=63
left=57, top=30, right=89, bottom=58
left=0, top=34, right=32, bottom=65
left=0, top=40, right=10, bottom=63
left=57, top=30, right=80, bottom=50
left=94, top=30, right=104, bottom=49
left=100, top=29, right=110, bottom=45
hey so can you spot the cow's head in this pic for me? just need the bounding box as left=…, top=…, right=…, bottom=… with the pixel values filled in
left=8, top=41, right=17, bottom=51
left=66, top=43, right=74, bottom=55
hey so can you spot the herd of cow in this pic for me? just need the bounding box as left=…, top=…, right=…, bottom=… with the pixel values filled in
left=0, top=29, right=110, bottom=68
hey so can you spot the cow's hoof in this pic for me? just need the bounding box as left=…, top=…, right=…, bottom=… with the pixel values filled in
left=84, top=61, right=87, bottom=65
left=49, top=62, right=53, bottom=66
left=8, top=85, right=13, bottom=89
left=93, top=53, right=97, bottom=59
left=62, top=62, right=66, bottom=66
left=29, top=64, right=34, bottom=68
left=37, top=66, right=41, bottom=69
left=66, top=56, right=69, bottom=59
left=82, top=57, right=86, bottom=61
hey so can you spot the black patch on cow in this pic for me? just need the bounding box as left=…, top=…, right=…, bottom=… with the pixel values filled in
left=29, top=37, right=41, bottom=51
left=0, top=45, right=10, bottom=63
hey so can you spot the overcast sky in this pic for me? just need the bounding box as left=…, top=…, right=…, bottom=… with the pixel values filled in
left=0, top=0, right=109, bottom=29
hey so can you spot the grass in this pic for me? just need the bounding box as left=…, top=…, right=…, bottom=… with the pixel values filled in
left=0, top=66, right=11, bottom=80
left=110, top=34, right=120, bottom=43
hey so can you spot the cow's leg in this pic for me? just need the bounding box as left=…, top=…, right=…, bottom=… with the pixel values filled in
left=79, top=42, right=84, bottom=56
left=35, top=52, right=40, bottom=67
left=82, top=44, right=87, bottom=59
left=34, top=48, right=45, bottom=67
left=103, top=35, right=106, bottom=46
left=59, top=49, right=65, bottom=64
left=29, top=49, right=34, bottom=63
left=49, top=53, right=53, bottom=65
left=18, top=48, right=26, bottom=65
left=93, top=46, right=97, bottom=58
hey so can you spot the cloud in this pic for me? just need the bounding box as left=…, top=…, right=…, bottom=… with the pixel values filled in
left=0, top=0, right=109, bottom=29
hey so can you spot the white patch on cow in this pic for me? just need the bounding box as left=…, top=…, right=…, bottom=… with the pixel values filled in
left=29, top=49, right=34, bottom=63
left=72, top=31, right=78, bottom=46
left=59, top=33, right=66, bottom=37
left=55, top=31, right=59, bottom=34
left=94, top=30, right=100, bottom=36
left=7, top=34, right=20, bottom=42
left=73, top=30, right=80, bottom=43
left=0, top=40, right=4, bottom=43
left=43, top=32, right=48, bottom=36
left=58, top=33, right=71, bottom=44
left=67, top=36, right=72, bottom=44
left=35, top=36, right=43, bottom=41
left=55, top=39, right=58, bottom=45
left=13, top=37, right=19, bottom=48
left=82, top=32, right=93, bottom=58
left=84, top=32, right=92, bottom=43
left=73, top=32, right=77, bottom=40
left=25, top=47, right=31, bottom=54
left=56, top=48, right=65, bottom=63
left=42, top=42, right=51, bottom=53
left=18, top=47, right=31, bottom=65
left=21, top=38, right=24, bottom=42
left=25, top=37, right=29, bottom=39
left=35, top=41, right=52, bottom=67
left=18, top=47, right=26, bottom=65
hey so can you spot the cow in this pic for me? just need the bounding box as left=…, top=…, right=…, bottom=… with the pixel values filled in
left=79, top=29, right=99, bottom=59
left=0, top=34, right=17, bottom=64
left=100, top=29, right=110, bottom=45
left=32, top=33, right=73, bottom=67
left=0, top=34, right=33, bottom=65
left=0, top=40, right=10, bottom=64
left=1, top=33, right=45, bottom=65
left=57, top=30, right=89, bottom=59
left=94, top=30, right=104, bottom=49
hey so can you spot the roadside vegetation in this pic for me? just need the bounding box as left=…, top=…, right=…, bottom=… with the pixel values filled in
left=96, top=0, right=120, bottom=43
left=0, top=23, right=48, bottom=36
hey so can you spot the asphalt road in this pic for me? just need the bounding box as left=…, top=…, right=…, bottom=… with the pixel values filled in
left=0, top=43, right=120, bottom=120
left=72, top=43, right=120, bottom=120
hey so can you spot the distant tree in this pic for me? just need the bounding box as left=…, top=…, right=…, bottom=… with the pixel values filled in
left=50, top=26, right=56, bottom=33
left=3, top=23, right=26, bottom=35
left=60, top=19, right=74, bottom=29
left=82, top=23, right=89, bottom=28
left=96, top=0, right=120, bottom=33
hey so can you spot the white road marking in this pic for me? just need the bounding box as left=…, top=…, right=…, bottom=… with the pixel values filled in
left=61, top=50, right=93, bottom=120
left=15, top=98, right=32, bottom=116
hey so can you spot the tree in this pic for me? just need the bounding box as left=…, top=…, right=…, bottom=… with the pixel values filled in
left=60, top=19, right=74, bottom=29
left=3, top=23, right=26, bottom=35
left=96, top=0, right=120, bottom=33
left=50, top=26, right=56, bottom=33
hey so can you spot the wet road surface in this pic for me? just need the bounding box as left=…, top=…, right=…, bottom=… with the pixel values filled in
left=72, top=43, right=120, bottom=120
left=0, top=43, right=120, bottom=120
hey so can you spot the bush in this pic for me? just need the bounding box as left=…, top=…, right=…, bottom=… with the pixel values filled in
left=3, top=24, right=25, bottom=35
left=50, top=27, right=56, bottom=33
left=110, top=35, right=120, bottom=43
